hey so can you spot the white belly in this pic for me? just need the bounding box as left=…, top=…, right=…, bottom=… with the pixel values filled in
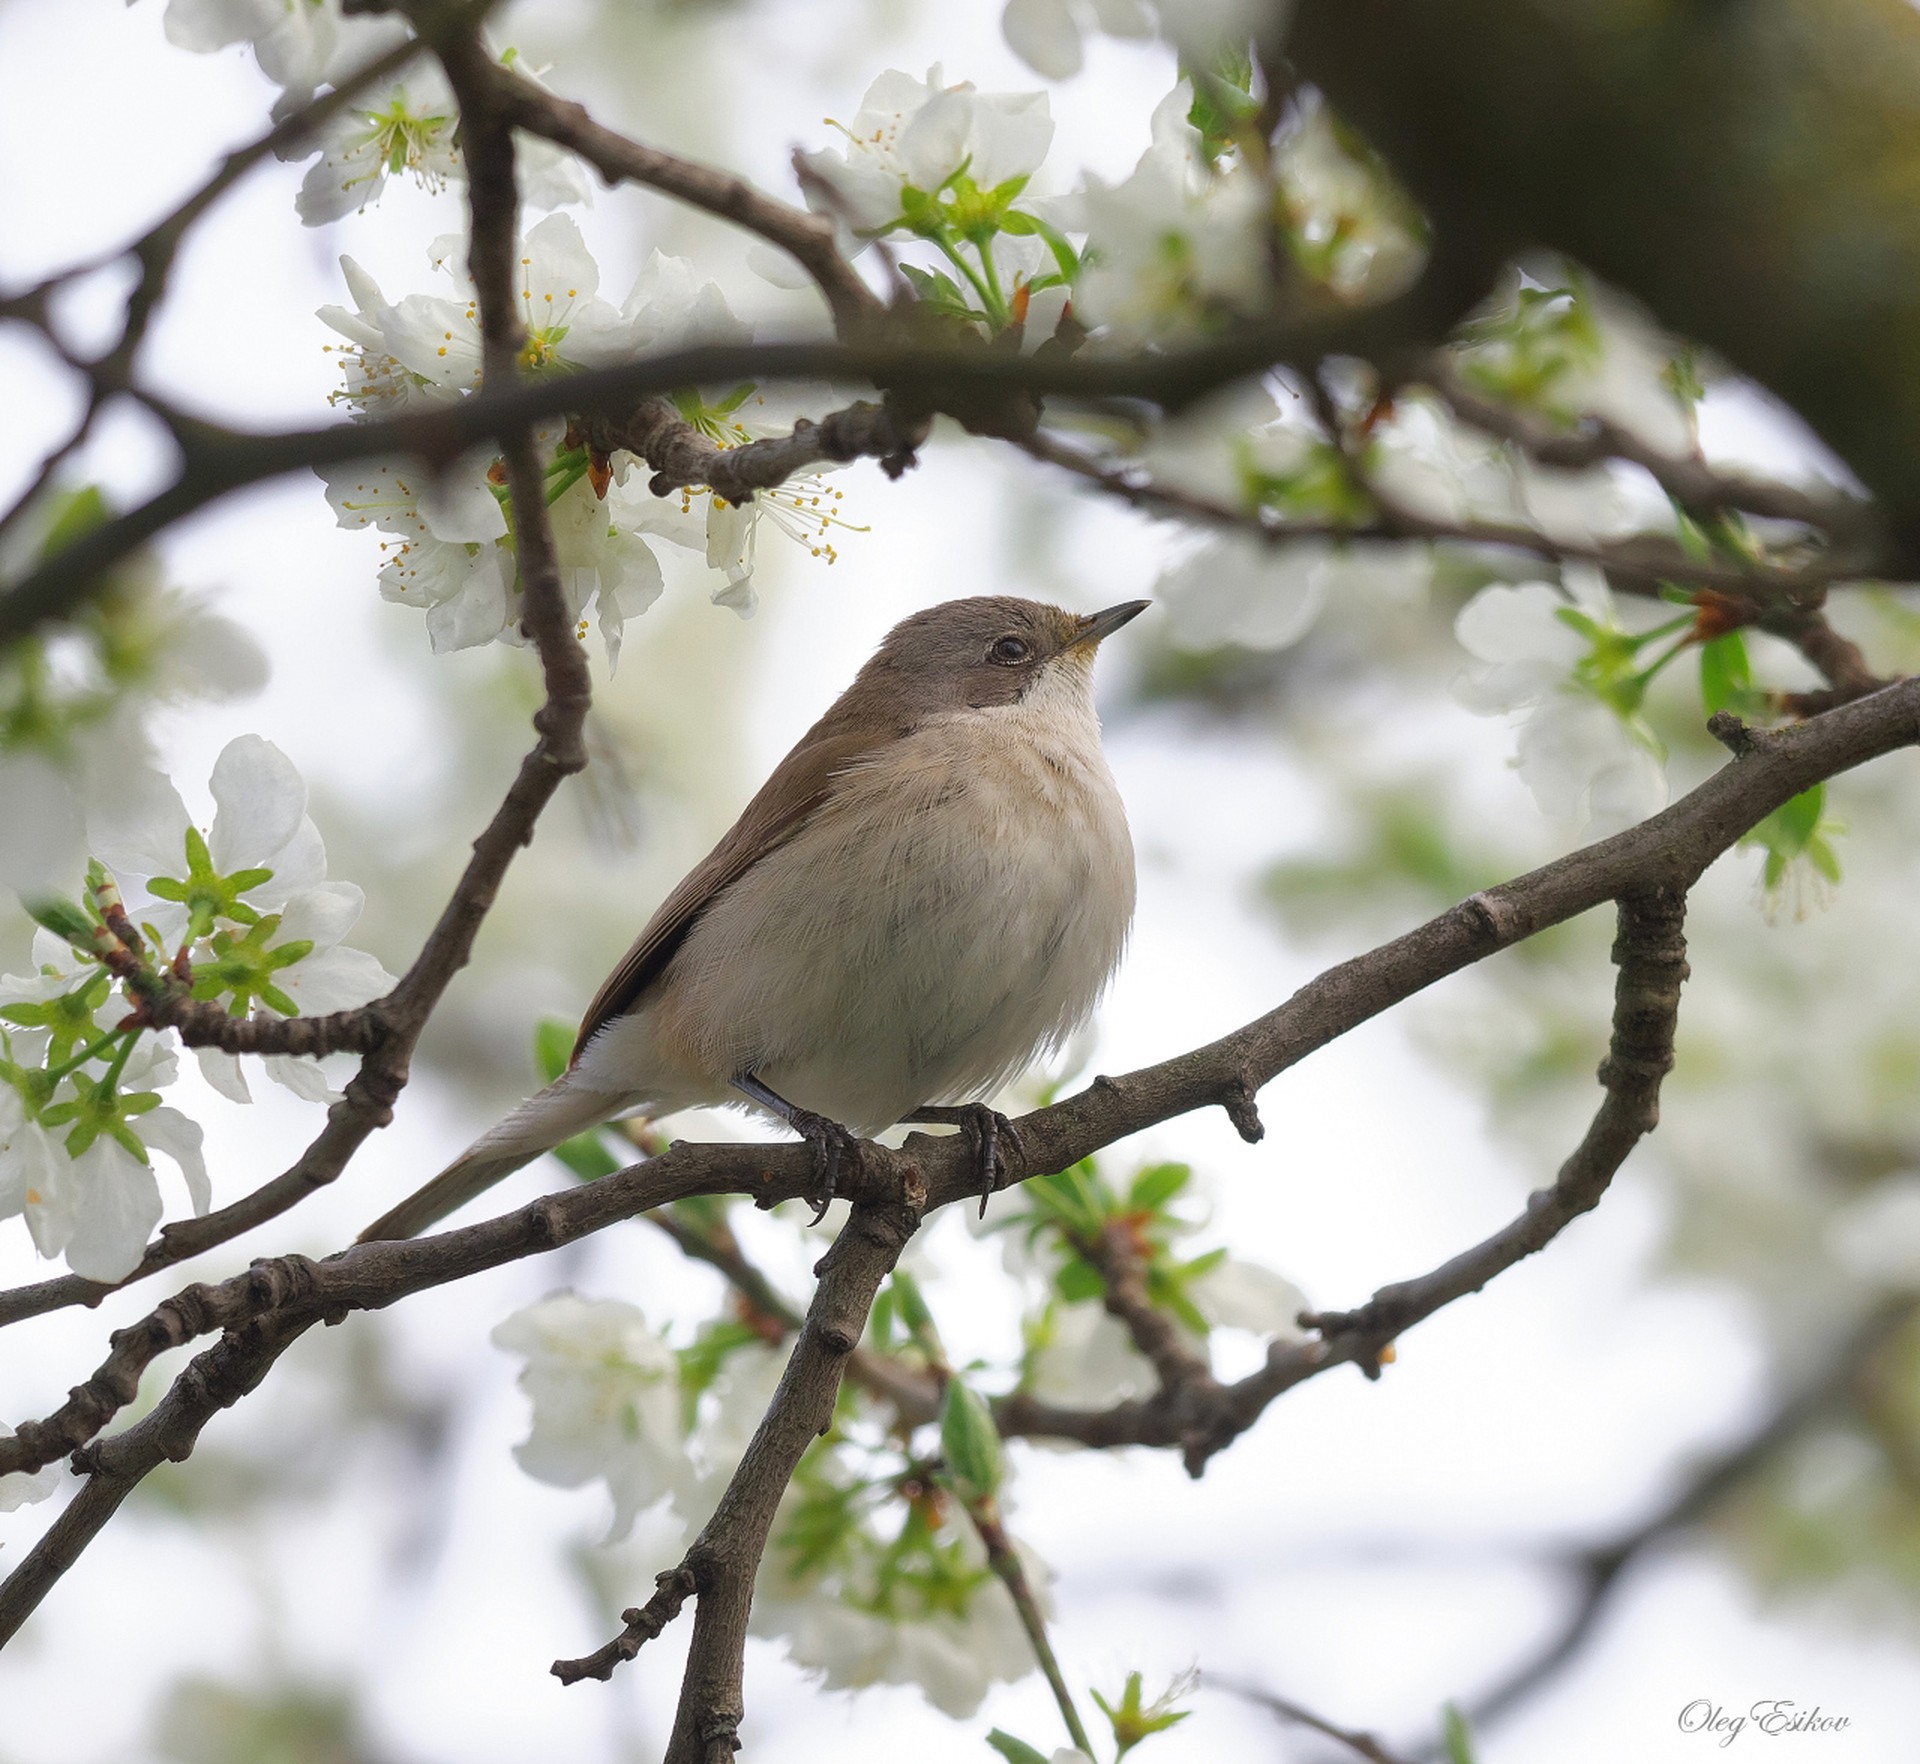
left=590, top=673, right=1135, bottom=1134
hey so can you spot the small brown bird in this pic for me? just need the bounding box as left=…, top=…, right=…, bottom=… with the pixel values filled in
left=361, top=594, right=1145, bottom=1241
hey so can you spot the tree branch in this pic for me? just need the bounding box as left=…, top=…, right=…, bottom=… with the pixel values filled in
left=484, top=61, right=883, bottom=336
left=656, top=1185, right=926, bottom=1761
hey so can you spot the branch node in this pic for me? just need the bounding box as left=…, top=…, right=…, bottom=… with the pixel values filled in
left=1707, top=710, right=1757, bottom=755
left=1220, top=1076, right=1265, bottom=1143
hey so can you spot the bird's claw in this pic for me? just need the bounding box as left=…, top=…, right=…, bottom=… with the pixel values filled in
left=956, top=1105, right=1025, bottom=1218
left=787, top=1107, right=861, bottom=1224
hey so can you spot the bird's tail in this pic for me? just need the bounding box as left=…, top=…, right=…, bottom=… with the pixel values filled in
left=358, top=1074, right=635, bottom=1243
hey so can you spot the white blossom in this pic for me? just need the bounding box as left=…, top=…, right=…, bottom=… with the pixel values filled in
left=1190, top=1256, right=1307, bottom=1337
left=1026, top=1300, right=1157, bottom=1407
left=1157, top=532, right=1330, bottom=653
left=799, top=67, right=1053, bottom=240
left=107, top=736, right=393, bottom=1104
left=1454, top=573, right=1669, bottom=833
left=295, top=66, right=463, bottom=224
left=1075, top=82, right=1271, bottom=345
left=161, top=0, right=402, bottom=103
left=752, top=1520, right=1041, bottom=1717
left=492, top=1293, right=689, bottom=1541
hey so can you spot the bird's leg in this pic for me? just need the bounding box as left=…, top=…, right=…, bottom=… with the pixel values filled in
left=732, top=1072, right=861, bottom=1224
left=902, top=1103, right=1026, bottom=1218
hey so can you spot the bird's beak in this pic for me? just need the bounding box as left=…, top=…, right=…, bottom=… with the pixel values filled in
left=1070, top=600, right=1151, bottom=650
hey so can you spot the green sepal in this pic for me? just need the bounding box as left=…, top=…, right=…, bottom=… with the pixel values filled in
left=985, top=1732, right=1050, bottom=1764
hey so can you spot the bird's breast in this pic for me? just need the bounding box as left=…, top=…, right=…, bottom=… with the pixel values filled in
left=656, top=676, right=1135, bottom=1132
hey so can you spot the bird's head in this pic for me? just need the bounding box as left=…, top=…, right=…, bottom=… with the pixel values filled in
left=862, top=595, right=1150, bottom=714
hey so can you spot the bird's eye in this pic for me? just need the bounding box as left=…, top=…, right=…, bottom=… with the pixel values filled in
left=988, top=635, right=1032, bottom=666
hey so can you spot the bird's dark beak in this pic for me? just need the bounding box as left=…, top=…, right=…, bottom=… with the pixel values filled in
left=1071, top=600, right=1151, bottom=649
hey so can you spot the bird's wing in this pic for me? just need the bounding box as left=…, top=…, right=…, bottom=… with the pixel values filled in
left=571, top=721, right=893, bottom=1062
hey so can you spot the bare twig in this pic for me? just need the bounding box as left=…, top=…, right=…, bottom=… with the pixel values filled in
left=550, top=1564, right=698, bottom=1686
left=968, top=1497, right=1094, bottom=1756
left=1457, top=1299, right=1919, bottom=1738
left=1208, top=1675, right=1415, bottom=1764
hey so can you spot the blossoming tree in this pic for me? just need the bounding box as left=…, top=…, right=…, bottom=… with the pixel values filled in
left=6, top=1, right=1920, bottom=1759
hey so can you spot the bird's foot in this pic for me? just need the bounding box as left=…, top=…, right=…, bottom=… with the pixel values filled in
left=786, top=1107, right=862, bottom=1224
left=906, top=1103, right=1026, bottom=1217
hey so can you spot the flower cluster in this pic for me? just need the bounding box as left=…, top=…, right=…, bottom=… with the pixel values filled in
left=993, top=1156, right=1307, bottom=1405
left=1, top=737, right=390, bottom=1280
left=318, top=217, right=857, bottom=646
left=801, top=66, right=1072, bottom=343
left=1453, top=567, right=1675, bottom=835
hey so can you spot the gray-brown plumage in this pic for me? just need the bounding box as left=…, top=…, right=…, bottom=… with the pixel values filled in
left=360, top=595, right=1144, bottom=1243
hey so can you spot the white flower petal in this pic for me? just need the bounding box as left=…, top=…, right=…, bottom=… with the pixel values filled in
left=263, top=1055, right=342, bottom=1104
left=208, top=735, right=309, bottom=873
left=275, top=881, right=365, bottom=953
left=62, top=1138, right=162, bottom=1282
left=140, top=1106, right=211, bottom=1218
left=196, top=1046, right=254, bottom=1105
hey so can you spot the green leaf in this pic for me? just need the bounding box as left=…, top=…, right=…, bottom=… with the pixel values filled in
left=533, top=1015, right=575, bottom=1084
left=1055, top=1257, right=1105, bottom=1304
left=551, top=1132, right=620, bottom=1182
left=939, top=1378, right=1004, bottom=1503
left=1127, top=1162, right=1192, bottom=1213
left=37, top=485, right=112, bottom=559
left=1443, top=1703, right=1479, bottom=1764
left=1697, top=631, right=1753, bottom=717
left=891, top=1268, right=937, bottom=1342
left=985, top=1731, right=1051, bottom=1764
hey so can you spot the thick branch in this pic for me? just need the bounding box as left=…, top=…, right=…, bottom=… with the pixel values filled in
left=657, top=1187, right=926, bottom=1762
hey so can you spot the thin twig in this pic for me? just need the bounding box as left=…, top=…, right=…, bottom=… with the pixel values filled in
left=1209, top=1675, right=1416, bottom=1764
left=969, top=1497, right=1094, bottom=1756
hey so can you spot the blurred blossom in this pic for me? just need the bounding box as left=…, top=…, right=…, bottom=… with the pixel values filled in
left=1075, top=82, right=1271, bottom=345
left=1158, top=532, right=1329, bottom=652
left=1001, top=0, right=1153, bottom=81
left=0, top=494, right=266, bottom=894
left=1001, top=0, right=1269, bottom=77
left=1453, top=572, right=1669, bottom=833
left=1026, top=1299, right=1158, bottom=1407
left=752, top=1494, right=1042, bottom=1717
left=492, top=1292, right=688, bottom=1540
left=162, top=0, right=403, bottom=104
left=1189, top=1255, right=1308, bottom=1336
left=1274, top=94, right=1424, bottom=303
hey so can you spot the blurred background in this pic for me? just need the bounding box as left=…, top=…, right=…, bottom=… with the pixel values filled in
left=4, top=1, right=1920, bottom=1759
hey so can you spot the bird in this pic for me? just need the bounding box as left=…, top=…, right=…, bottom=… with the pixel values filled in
left=359, top=594, right=1145, bottom=1243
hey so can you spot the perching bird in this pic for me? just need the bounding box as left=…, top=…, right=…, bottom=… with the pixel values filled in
left=360, top=595, right=1145, bottom=1242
